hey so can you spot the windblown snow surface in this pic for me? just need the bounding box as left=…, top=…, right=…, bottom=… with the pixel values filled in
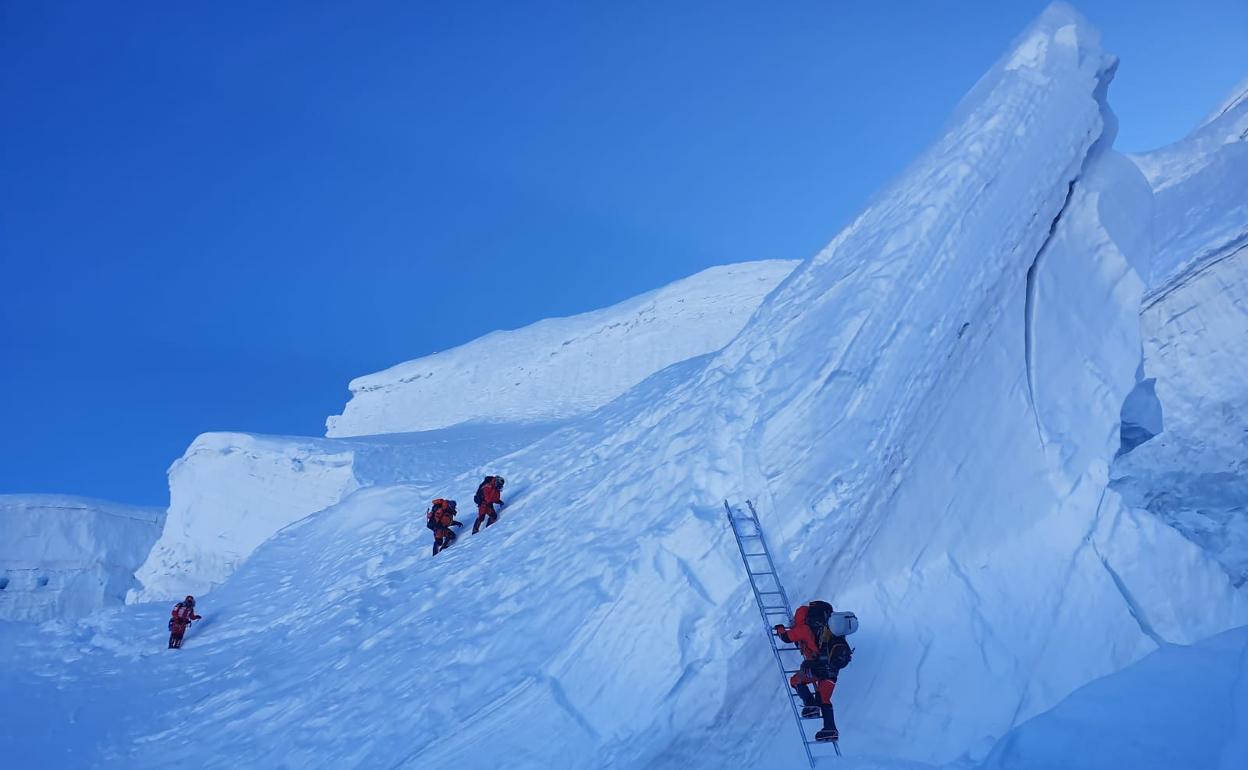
left=128, top=260, right=794, bottom=603
left=128, top=423, right=565, bottom=603
left=2, top=4, right=1247, bottom=769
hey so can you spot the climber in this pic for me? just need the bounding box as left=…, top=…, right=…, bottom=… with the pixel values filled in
left=774, top=600, right=855, bottom=743
left=167, top=595, right=202, bottom=650
left=426, top=498, right=463, bottom=555
left=472, top=475, right=506, bottom=534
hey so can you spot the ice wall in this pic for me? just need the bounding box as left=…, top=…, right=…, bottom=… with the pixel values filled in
left=697, top=8, right=1248, bottom=762
left=326, top=260, right=796, bottom=437
left=0, top=495, right=164, bottom=622
left=1111, top=90, right=1248, bottom=586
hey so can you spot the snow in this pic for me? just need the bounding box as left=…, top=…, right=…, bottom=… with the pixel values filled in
left=1199, top=76, right=1248, bottom=129
left=0, top=495, right=163, bottom=622
left=3, top=4, right=1248, bottom=769
left=129, top=422, right=561, bottom=602
left=1127, top=86, right=1248, bottom=287
left=1111, top=87, right=1248, bottom=587
left=682, top=5, right=1246, bottom=759
left=980, top=624, right=1248, bottom=770
left=326, top=260, right=797, bottom=437
left=133, top=260, right=795, bottom=601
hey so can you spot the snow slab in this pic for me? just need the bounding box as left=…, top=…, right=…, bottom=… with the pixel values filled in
left=326, top=259, right=797, bottom=437
left=0, top=495, right=164, bottom=622
left=1128, top=80, right=1248, bottom=289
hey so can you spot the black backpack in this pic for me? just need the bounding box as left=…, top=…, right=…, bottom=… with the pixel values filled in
left=473, top=477, right=494, bottom=505
left=426, top=499, right=450, bottom=531
left=806, top=601, right=853, bottom=672
left=821, top=632, right=853, bottom=671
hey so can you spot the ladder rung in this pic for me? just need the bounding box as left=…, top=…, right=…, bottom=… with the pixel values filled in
left=759, top=591, right=783, bottom=595
left=747, top=572, right=775, bottom=577
left=762, top=606, right=788, bottom=612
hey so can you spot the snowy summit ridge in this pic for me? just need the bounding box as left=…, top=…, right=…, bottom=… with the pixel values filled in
left=326, top=260, right=797, bottom=437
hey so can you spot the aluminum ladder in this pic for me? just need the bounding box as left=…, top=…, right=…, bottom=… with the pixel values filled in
left=724, top=499, right=838, bottom=766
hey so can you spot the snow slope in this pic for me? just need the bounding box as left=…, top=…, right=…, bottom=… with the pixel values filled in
left=120, top=259, right=801, bottom=625
left=1111, top=90, right=1248, bottom=586
left=326, top=260, right=797, bottom=437
left=130, top=422, right=558, bottom=602
left=677, top=9, right=1244, bottom=760
left=0, top=495, right=164, bottom=622
left=980, top=624, right=1248, bottom=770
left=135, top=261, right=795, bottom=600
left=1129, top=83, right=1248, bottom=289
left=2, top=5, right=1247, bottom=770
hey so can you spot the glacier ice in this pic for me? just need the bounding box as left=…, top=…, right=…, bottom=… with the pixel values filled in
left=1108, top=85, right=1248, bottom=587
left=0, top=495, right=164, bottom=622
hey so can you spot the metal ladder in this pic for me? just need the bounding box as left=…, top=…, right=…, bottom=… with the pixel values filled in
left=724, top=500, right=836, bottom=767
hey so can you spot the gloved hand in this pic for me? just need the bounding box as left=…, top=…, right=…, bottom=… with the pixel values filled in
left=774, top=624, right=786, bottom=635
left=451, top=522, right=463, bottom=528
left=497, top=501, right=506, bottom=508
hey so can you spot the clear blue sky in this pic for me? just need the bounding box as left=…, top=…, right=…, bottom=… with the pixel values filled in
left=2, top=1, right=1245, bottom=506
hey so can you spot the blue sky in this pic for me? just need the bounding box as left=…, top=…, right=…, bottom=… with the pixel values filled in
left=2, top=1, right=1245, bottom=506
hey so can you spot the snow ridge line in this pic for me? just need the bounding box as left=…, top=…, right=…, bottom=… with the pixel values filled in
left=0, top=503, right=164, bottom=524
left=1142, top=237, right=1248, bottom=310
left=1201, top=77, right=1248, bottom=127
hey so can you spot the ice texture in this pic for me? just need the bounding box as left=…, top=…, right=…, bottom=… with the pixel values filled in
left=0, top=495, right=163, bottom=622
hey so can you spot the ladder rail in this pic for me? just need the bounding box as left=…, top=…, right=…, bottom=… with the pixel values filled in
left=724, top=500, right=818, bottom=769
left=746, top=500, right=797, bottom=616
